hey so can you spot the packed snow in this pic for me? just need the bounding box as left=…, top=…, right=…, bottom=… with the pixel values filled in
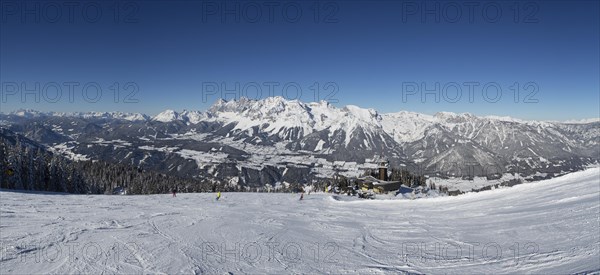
left=1, top=168, right=599, bottom=274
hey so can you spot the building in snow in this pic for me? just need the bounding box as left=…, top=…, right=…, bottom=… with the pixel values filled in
left=378, top=159, right=389, bottom=181
left=356, top=175, right=402, bottom=194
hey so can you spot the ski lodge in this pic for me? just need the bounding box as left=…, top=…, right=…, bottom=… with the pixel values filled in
left=356, top=159, right=402, bottom=194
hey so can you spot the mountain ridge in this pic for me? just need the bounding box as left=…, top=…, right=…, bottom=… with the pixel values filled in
left=1, top=96, right=598, bottom=188
left=4, top=96, right=598, bottom=125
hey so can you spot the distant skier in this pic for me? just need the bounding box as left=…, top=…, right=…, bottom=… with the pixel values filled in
left=216, top=191, right=221, bottom=201
left=299, top=193, right=304, bottom=200
left=172, top=188, right=177, bottom=197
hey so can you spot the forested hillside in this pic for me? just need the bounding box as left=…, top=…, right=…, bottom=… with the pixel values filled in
left=0, top=128, right=232, bottom=194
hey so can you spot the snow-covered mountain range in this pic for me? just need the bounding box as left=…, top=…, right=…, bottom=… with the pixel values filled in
left=7, top=109, right=150, bottom=121
left=1, top=97, right=598, bottom=189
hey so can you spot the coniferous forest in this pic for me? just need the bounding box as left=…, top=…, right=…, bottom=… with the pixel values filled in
left=0, top=128, right=332, bottom=194
left=0, top=128, right=227, bottom=194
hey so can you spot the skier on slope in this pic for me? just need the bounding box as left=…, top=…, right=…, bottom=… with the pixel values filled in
left=299, top=193, right=304, bottom=200
left=216, top=191, right=221, bottom=201
left=172, top=187, right=177, bottom=197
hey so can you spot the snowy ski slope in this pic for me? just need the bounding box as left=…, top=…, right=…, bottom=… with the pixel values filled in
left=1, top=168, right=599, bottom=274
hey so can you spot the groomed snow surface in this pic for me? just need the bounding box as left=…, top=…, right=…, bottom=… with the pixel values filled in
left=1, top=168, right=599, bottom=274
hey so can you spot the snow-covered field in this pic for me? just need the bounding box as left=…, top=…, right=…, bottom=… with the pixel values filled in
left=1, top=168, right=599, bottom=274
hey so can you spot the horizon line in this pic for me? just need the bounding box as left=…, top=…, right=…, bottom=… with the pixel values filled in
left=2, top=96, right=599, bottom=124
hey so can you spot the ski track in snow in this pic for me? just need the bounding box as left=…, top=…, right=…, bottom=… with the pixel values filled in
left=1, top=168, right=599, bottom=274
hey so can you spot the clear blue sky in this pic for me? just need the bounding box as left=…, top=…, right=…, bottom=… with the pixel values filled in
left=1, top=0, right=598, bottom=121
